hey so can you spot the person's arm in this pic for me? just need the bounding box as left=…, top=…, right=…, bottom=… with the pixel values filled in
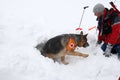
left=97, top=26, right=103, bottom=45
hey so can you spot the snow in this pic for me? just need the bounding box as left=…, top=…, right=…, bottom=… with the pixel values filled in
left=0, top=0, right=120, bottom=80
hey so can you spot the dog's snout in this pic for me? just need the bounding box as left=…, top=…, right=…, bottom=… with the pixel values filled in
left=83, top=43, right=89, bottom=48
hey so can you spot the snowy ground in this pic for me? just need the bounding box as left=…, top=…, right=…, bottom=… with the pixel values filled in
left=0, top=0, right=120, bottom=80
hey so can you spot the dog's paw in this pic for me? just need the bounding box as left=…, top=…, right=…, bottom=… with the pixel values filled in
left=63, top=61, right=69, bottom=65
left=82, top=54, right=89, bottom=58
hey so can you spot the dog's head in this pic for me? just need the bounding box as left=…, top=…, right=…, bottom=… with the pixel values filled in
left=77, top=31, right=89, bottom=48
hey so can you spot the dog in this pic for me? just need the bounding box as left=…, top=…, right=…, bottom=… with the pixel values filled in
left=36, top=31, right=89, bottom=64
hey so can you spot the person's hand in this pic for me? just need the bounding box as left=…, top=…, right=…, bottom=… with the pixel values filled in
left=96, top=41, right=102, bottom=46
left=103, top=43, right=113, bottom=57
left=97, top=41, right=102, bottom=44
left=103, top=51, right=111, bottom=57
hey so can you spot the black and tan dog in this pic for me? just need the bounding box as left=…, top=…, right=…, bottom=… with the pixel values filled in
left=36, top=31, right=89, bottom=64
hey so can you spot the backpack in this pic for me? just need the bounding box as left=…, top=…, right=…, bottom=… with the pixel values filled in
left=101, top=9, right=113, bottom=35
left=101, top=2, right=120, bottom=35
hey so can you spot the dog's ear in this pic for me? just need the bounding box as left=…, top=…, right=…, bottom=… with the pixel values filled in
left=84, top=34, right=88, bottom=37
left=80, top=31, right=83, bottom=35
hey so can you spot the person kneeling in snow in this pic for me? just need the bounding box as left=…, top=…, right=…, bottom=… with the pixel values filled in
left=93, top=3, right=120, bottom=59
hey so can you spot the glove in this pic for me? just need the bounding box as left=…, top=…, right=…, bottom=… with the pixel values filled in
left=103, top=43, right=113, bottom=57
left=96, top=41, right=102, bottom=46
left=97, top=41, right=102, bottom=44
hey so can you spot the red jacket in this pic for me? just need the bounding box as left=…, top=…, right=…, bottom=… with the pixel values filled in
left=97, top=8, right=120, bottom=45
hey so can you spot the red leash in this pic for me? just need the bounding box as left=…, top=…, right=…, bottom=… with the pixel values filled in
left=76, top=26, right=96, bottom=31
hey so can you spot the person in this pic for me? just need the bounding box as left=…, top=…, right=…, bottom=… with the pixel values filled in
left=93, top=3, right=120, bottom=59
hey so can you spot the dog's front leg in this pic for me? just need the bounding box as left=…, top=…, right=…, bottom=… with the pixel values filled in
left=61, top=56, right=69, bottom=65
left=70, top=52, right=89, bottom=58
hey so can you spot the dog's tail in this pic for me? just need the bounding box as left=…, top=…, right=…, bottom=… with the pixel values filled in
left=35, top=41, right=46, bottom=56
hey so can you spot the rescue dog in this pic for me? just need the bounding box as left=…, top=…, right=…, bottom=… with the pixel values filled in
left=36, top=31, right=89, bottom=64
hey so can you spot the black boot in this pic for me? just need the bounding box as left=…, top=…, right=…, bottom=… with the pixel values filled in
left=111, top=48, right=117, bottom=54
left=118, top=53, right=120, bottom=60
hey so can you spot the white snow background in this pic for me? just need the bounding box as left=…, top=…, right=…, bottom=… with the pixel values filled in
left=0, top=0, right=120, bottom=80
